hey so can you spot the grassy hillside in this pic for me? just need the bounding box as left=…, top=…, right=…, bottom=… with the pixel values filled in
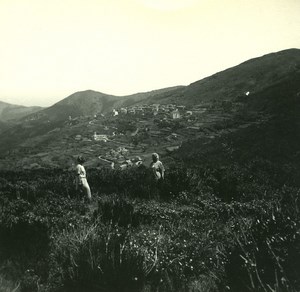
left=43, top=90, right=122, bottom=121
left=172, top=71, right=300, bottom=196
left=177, top=70, right=300, bottom=156
left=0, top=101, right=43, bottom=122
left=0, top=101, right=43, bottom=136
left=180, top=48, right=300, bottom=105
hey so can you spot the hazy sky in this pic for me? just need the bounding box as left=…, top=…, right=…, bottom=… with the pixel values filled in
left=1, top=0, right=300, bottom=106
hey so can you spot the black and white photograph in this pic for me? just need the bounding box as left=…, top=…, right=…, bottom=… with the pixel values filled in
left=0, top=0, right=300, bottom=291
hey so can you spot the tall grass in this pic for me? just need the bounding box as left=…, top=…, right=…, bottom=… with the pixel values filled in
left=0, top=163, right=299, bottom=291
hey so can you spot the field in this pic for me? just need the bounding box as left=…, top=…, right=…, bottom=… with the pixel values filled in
left=0, top=159, right=299, bottom=292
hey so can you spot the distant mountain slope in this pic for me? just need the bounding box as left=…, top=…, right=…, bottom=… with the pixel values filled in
left=38, top=87, right=185, bottom=122
left=18, top=48, right=300, bottom=123
left=43, top=90, right=121, bottom=120
left=111, top=49, right=300, bottom=106
left=172, top=48, right=300, bottom=105
left=0, top=101, right=43, bottom=122
left=0, top=48, right=299, bottom=160
left=0, top=87, right=184, bottom=152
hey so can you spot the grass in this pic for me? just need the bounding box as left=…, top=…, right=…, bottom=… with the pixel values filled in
left=0, top=162, right=299, bottom=291
left=0, top=275, right=20, bottom=292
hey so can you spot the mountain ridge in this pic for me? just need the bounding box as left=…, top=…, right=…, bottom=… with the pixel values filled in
left=0, top=100, right=43, bottom=122
left=19, top=86, right=185, bottom=123
left=182, top=48, right=300, bottom=104
left=1, top=48, right=299, bottom=119
left=0, top=48, right=299, bottom=168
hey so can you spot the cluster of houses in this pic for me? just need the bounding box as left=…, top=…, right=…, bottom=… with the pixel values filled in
left=72, top=101, right=227, bottom=146
left=101, top=147, right=143, bottom=170
left=111, top=103, right=204, bottom=120
left=71, top=101, right=236, bottom=167
left=74, top=132, right=109, bottom=142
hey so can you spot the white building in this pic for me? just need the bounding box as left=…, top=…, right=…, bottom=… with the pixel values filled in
left=93, top=132, right=108, bottom=142
left=171, top=109, right=181, bottom=119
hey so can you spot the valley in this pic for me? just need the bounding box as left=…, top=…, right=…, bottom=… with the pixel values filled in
left=0, top=49, right=299, bottom=172
left=0, top=98, right=266, bottom=170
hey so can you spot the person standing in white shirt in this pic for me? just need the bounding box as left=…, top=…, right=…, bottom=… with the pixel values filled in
left=76, top=156, right=92, bottom=202
left=150, top=153, right=165, bottom=180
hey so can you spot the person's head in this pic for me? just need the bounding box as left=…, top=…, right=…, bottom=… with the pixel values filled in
left=152, top=153, right=159, bottom=162
left=77, top=155, right=85, bottom=164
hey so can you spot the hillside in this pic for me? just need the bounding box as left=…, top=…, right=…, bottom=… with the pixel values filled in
left=41, top=90, right=123, bottom=121
left=124, top=49, right=300, bottom=106
left=0, top=101, right=42, bottom=121
left=180, top=48, right=300, bottom=105
left=174, top=70, right=300, bottom=184
left=0, top=101, right=43, bottom=135
left=34, top=87, right=185, bottom=122
left=0, top=48, right=299, bottom=168
left=40, top=48, right=300, bottom=112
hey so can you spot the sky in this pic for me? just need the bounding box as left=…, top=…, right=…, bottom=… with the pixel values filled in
left=0, top=0, right=300, bottom=107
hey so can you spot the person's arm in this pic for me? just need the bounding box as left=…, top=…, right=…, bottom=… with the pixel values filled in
left=76, top=164, right=80, bottom=174
left=76, top=165, right=82, bottom=188
left=160, top=162, right=165, bottom=179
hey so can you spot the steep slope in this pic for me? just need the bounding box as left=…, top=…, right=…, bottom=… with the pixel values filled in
left=164, top=48, right=300, bottom=105
left=175, top=70, right=300, bottom=183
left=109, top=49, right=300, bottom=106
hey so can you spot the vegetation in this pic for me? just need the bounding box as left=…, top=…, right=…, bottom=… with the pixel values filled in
left=0, top=159, right=299, bottom=292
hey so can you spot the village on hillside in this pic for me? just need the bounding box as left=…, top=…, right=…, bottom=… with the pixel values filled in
left=1, top=95, right=267, bottom=170
left=57, top=100, right=250, bottom=170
